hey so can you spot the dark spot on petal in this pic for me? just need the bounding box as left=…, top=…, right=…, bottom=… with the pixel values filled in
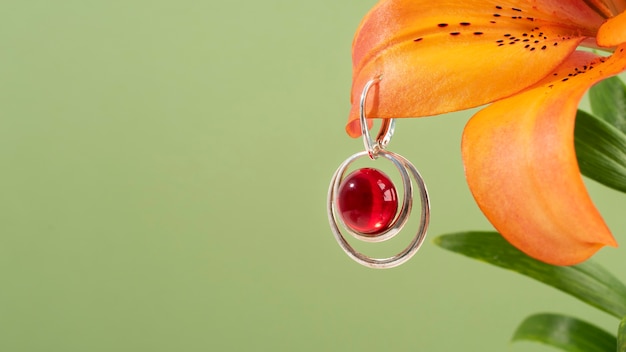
left=496, top=39, right=504, bottom=43
left=554, top=42, right=558, bottom=46
left=490, top=21, right=497, bottom=24
left=438, top=23, right=448, bottom=27
left=504, top=34, right=511, bottom=37
left=474, top=32, right=483, bottom=35
left=494, top=13, right=501, bottom=17
left=524, top=44, right=530, bottom=48
left=460, top=22, right=471, bottom=26
left=541, top=45, right=547, bottom=50
left=512, top=7, right=522, bottom=11
left=496, top=5, right=503, bottom=9
left=522, top=33, right=528, bottom=36
left=562, top=78, right=569, bottom=81
left=414, top=38, right=423, bottom=42
left=530, top=47, right=535, bottom=51
left=450, top=32, right=460, bottom=36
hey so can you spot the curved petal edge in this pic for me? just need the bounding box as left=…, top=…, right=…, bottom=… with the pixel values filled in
left=346, top=0, right=605, bottom=137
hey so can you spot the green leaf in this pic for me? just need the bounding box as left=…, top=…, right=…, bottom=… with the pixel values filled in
left=589, top=76, right=626, bottom=133
left=574, top=109, right=626, bottom=193
left=619, top=316, right=626, bottom=352
left=433, top=232, right=626, bottom=319
left=512, top=313, right=616, bottom=352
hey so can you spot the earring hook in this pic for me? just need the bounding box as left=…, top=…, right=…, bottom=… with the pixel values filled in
left=359, top=78, right=395, bottom=159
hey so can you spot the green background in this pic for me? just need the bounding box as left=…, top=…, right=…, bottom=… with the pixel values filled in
left=2, top=1, right=624, bottom=351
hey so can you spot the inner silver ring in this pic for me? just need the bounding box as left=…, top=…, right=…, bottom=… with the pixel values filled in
left=331, top=151, right=412, bottom=243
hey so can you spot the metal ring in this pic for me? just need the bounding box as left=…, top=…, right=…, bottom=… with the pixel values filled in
left=332, top=150, right=413, bottom=243
left=359, top=78, right=395, bottom=159
left=327, top=150, right=430, bottom=269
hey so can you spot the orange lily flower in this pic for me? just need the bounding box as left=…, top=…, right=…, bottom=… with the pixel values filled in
left=347, top=0, right=626, bottom=265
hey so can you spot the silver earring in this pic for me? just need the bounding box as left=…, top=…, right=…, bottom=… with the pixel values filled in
left=327, top=78, right=430, bottom=269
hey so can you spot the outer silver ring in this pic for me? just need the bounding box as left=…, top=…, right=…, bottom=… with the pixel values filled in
left=327, top=150, right=430, bottom=269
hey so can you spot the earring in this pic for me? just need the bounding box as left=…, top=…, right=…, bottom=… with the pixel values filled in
left=327, top=78, right=430, bottom=269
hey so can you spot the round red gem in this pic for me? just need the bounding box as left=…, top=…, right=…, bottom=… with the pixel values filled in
left=337, top=168, right=398, bottom=235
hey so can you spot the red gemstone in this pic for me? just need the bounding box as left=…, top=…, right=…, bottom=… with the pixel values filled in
left=337, top=168, right=398, bottom=235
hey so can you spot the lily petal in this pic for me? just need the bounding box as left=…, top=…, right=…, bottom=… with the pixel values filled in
left=462, top=47, right=626, bottom=265
left=597, top=9, right=626, bottom=47
left=347, top=0, right=605, bottom=136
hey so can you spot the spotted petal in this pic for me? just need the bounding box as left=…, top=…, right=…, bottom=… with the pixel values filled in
left=347, top=0, right=605, bottom=136
left=461, top=47, right=626, bottom=265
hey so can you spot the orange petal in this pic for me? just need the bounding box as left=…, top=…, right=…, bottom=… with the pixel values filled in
left=462, top=47, right=626, bottom=265
left=347, top=0, right=605, bottom=136
left=597, top=9, right=626, bottom=47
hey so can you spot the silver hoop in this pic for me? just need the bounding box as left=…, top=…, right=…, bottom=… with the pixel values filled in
left=327, top=78, right=430, bottom=269
left=327, top=150, right=430, bottom=269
